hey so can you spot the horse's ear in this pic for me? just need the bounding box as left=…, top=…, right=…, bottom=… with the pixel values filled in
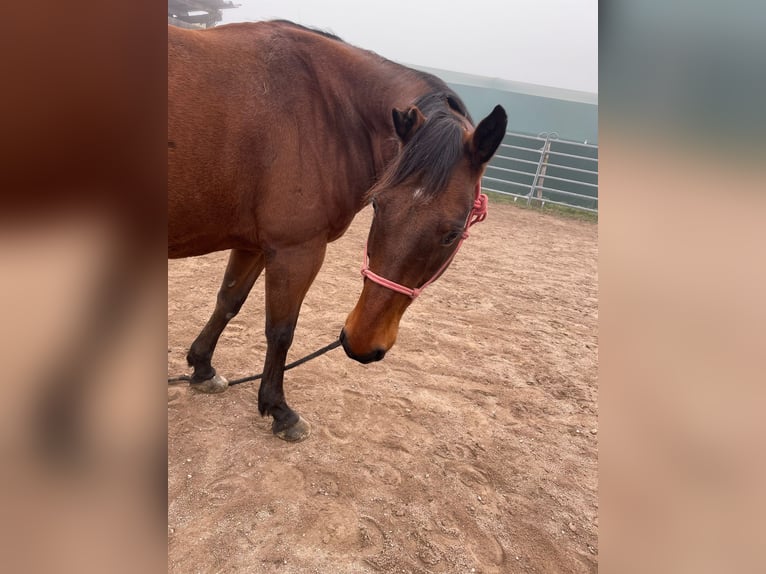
left=469, top=105, right=507, bottom=168
left=392, top=106, right=426, bottom=144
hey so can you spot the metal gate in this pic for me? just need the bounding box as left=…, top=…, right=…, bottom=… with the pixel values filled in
left=482, top=131, right=598, bottom=213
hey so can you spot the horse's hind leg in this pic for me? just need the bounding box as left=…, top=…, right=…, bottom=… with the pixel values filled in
left=187, top=249, right=265, bottom=393
left=259, top=240, right=327, bottom=441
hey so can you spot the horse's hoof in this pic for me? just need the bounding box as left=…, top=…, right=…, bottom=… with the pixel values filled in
left=190, top=374, right=229, bottom=393
left=273, top=416, right=311, bottom=442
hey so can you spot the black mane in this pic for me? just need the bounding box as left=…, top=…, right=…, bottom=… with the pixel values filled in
left=271, top=19, right=344, bottom=42
left=372, top=90, right=471, bottom=198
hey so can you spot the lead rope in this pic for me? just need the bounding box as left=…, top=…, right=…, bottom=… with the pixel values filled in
left=167, top=338, right=342, bottom=387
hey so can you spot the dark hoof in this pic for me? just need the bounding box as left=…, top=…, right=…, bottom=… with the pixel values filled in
left=272, top=416, right=311, bottom=442
left=190, top=374, right=229, bottom=394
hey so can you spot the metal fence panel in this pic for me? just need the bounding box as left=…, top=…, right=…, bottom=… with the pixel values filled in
left=482, top=131, right=598, bottom=213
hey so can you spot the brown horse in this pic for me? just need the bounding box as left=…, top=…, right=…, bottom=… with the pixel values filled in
left=168, top=20, right=507, bottom=441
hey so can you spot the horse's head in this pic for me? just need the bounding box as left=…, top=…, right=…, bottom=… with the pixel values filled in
left=341, top=96, right=507, bottom=363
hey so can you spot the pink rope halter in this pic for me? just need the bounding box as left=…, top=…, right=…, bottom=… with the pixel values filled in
left=361, top=181, right=488, bottom=299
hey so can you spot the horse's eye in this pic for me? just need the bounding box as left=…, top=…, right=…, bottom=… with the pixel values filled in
left=441, top=230, right=461, bottom=246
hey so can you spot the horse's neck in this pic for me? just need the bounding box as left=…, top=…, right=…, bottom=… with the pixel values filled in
left=334, top=57, right=432, bottom=199
left=289, top=33, right=433, bottom=210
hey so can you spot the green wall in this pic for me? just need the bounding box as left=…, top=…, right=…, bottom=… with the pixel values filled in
left=413, top=65, right=598, bottom=143
left=408, top=66, right=599, bottom=209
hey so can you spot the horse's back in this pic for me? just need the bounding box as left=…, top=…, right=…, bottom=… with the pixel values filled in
left=168, top=24, right=279, bottom=257
left=168, top=22, right=388, bottom=258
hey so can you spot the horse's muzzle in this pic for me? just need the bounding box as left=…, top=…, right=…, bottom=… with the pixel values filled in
left=339, top=329, right=386, bottom=364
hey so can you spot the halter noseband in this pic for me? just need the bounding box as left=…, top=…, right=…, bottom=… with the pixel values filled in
left=360, top=181, right=488, bottom=299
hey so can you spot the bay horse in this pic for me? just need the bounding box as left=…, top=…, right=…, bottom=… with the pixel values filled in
left=168, top=20, right=507, bottom=441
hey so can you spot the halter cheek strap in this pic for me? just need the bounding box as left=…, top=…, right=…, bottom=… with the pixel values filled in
left=360, top=181, right=488, bottom=299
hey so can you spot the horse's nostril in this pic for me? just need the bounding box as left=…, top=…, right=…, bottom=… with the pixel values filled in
left=341, top=334, right=387, bottom=364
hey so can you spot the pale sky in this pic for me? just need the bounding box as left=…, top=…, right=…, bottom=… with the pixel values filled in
left=220, top=0, right=598, bottom=94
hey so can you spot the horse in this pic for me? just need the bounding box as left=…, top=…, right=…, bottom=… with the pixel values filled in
left=168, top=20, right=507, bottom=442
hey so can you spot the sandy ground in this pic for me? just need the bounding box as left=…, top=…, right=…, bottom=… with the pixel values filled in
left=168, top=201, right=598, bottom=573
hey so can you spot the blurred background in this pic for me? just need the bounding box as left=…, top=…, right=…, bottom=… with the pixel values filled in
left=600, top=1, right=766, bottom=572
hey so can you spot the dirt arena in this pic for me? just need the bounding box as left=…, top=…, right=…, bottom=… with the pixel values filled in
left=168, top=200, right=598, bottom=573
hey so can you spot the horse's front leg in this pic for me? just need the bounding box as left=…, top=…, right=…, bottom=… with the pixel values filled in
left=187, top=249, right=265, bottom=392
left=259, top=240, right=327, bottom=442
